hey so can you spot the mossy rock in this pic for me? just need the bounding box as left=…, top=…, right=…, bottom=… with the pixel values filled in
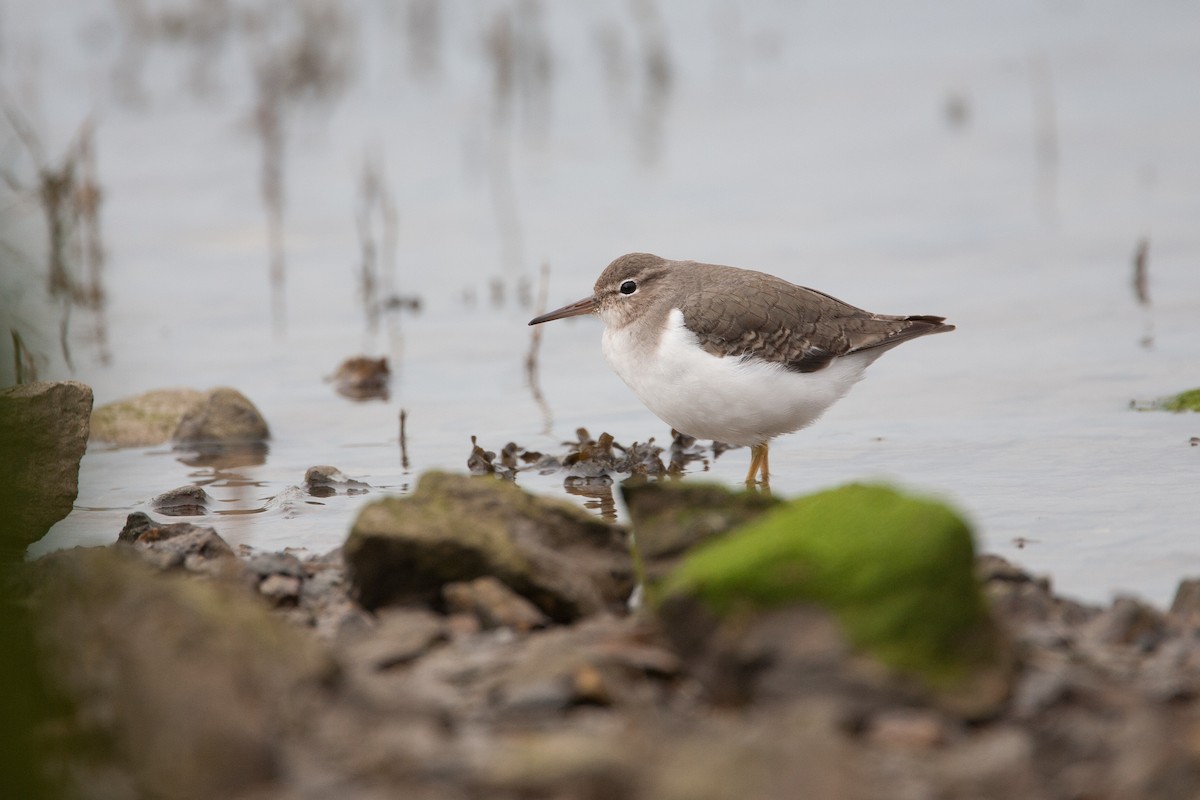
left=91, top=387, right=270, bottom=447
left=1161, top=388, right=1200, bottom=412
left=345, top=471, right=634, bottom=621
left=659, top=484, right=1003, bottom=694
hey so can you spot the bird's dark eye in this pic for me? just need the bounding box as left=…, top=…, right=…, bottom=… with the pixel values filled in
left=619, top=280, right=637, bottom=295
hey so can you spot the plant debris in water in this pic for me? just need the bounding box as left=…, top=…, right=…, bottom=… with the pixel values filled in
left=328, top=356, right=390, bottom=400
left=468, top=428, right=726, bottom=482
left=1131, top=387, right=1200, bottom=413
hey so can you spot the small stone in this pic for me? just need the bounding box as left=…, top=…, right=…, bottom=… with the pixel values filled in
left=1010, top=662, right=1073, bottom=718
left=259, top=574, right=302, bottom=605
left=246, top=552, right=307, bottom=579
left=1169, top=579, right=1200, bottom=631
left=151, top=485, right=211, bottom=516
left=570, top=663, right=611, bottom=706
left=304, top=465, right=369, bottom=497
left=1083, top=595, right=1167, bottom=652
left=442, top=576, right=550, bottom=632
left=493, top=676, right=576, bottom=716
left=343, top=608, right=446, bottom=670
left=865, top=709, right=946, bottom=749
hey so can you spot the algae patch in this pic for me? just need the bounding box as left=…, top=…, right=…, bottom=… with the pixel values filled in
left=1131, top=387, right=1200, bottom=413
left=1161, top=388, right=1200, bottom=412
left=660, top=484, right=998, bottom=688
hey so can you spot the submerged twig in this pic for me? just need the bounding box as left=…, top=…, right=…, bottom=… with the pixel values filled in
left=399, top=408, right=410, bottom=471
left=1132, top=237, right=1150, bottom=307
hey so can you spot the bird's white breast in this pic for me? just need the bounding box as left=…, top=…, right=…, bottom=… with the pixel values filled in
left=601, top=308, right=872, bottom=446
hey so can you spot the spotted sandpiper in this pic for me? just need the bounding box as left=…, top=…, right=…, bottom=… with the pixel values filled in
left=529, top=253, right=954, bottom=485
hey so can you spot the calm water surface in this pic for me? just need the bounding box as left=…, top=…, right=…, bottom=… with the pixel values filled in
left=6, top=1, right=1198, bottom=606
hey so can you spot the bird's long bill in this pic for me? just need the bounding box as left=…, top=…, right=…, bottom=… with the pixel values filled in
left=528, top=296, right=597, bottom=325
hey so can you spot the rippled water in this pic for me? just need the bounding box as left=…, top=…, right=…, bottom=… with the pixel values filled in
left=7, top=1, right=1199, bottom=606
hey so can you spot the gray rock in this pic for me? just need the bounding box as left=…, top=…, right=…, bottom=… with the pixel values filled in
left=1081, top=595, right=1167, bottom=653
left=116, top=511, right=237, bottom=573
left=151, top=485, right=211, bottom=516
left=1168, top=578, right=1200, bottom=632
left=172, top=387, right=270, bottom=444
left=305, top=465, right=369, bottom=497
left=344, top=471, right=634, bottom=621
left=341, top=608, right=447, bottom=670
left=0, top=380, right=92, bottom=555
left=259, top=574, right=303, bottom=606
left=247, top=551, right=308, bottom=579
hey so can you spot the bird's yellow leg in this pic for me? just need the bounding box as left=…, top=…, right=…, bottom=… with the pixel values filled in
left=745, top=442, right=771, bottom=486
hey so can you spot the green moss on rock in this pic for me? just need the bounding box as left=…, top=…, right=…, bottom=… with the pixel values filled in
left=660, top=484, right=998, bottom=688
left=1161, top=388, right=1200, bottom=412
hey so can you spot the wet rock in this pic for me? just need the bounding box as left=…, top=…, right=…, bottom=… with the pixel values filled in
left=864, top=708, right=948, bottom=750
left=259, top=574, right=303, bottom=606
left=151, top=485, right=211, bottom=516
left=646, top=703, right=854, bottom=800
left=1010, top=658, right=1077, bottom=718
left=621, top=479, right=780, bottom=580
left=1168, top=578, right=1200, bottom=631
left=934, top=725, right=1041, bottom=799
left=344, top=471, right=634, bottom=622
left=341, top=608, right=447, bottom=671
left=475, top=726, right=638, bottom=800
left=656, top=484, right=1013, bottom=718
left=405, top=614, right=674, bottom=722
left=305, top=465, right=370, bottom=497
left=173, top=386, right=270, bottom=444
left=293, top=549, right=374, bottom=641
left=117, top=511, right=237, bottom=573
left=442, top=576, right=550, bottom=632
left=0, top=380, right=93, bottom=555
left=1081, top=595, right=1167, bottom=653
left=27, top=547, right=336, bottom=800
left=90, top=387, right=204, bottom=446
left=329, top=356, right=390, bottom=400
left=247, top=551, right=307, bottom=579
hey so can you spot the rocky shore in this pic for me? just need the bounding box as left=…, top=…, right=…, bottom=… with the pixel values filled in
left=5, top=381, right=1200, bottom=799
left=14, top=472, right=1200, bottom=800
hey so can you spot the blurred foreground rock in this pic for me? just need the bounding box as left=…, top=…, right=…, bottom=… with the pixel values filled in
left=656, top=483, right=1013, bottom=718
left=18, top=475, right=1200, bottom=800
left=28, top=547, right=336, bottom=800
left=0, top=380, right=92, bottom=555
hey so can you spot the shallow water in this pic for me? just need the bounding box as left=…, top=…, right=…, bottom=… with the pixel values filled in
left=7, top=1, right=1199, bottom=606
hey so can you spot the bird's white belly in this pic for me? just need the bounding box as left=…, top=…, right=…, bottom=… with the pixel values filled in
left=601, top=309, right=871, bottom=446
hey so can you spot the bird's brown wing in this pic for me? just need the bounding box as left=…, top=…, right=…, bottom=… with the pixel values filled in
left=679, top=268, right=953, bottom=374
